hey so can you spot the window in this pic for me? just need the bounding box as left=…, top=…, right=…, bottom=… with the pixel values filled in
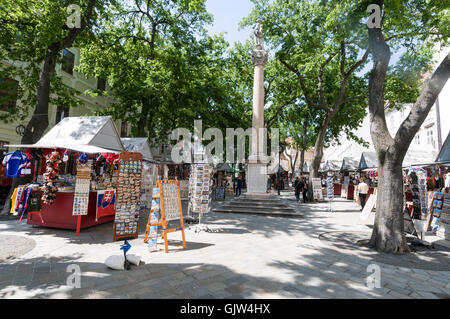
left=120, top=122, right=128, bottom=137
left=97, top=78, right=107, bottom=91
left=414, top=134, right=420, bottom=145
left=427, top=130, right=434, bottom=147
left=0, top=78, right=19, bottom=111
left=55, top=105, right=69, bottom=124
left=62, top=49, right=75, bottom=75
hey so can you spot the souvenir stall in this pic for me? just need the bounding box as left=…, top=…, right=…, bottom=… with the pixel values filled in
left=121, top=138, right=155, bottom=211
left=213, top=163, right=233, bottom=197
left=339, top=157, right=359, bottom=200
left=321, top=160, right=341, bottom=195
left=356, top=152, right=378, bottom=204
left=6, top=116, right=126, bottom=235
left=268, top=164, right=288, bottom=190
left=166, top=164, right=190, bottom=199
left=0, top=153, right=13, bottom=206
left=361, top=169, right=378, bottom=200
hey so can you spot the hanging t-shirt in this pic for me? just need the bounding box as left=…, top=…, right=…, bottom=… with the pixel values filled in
left=27, top=192, right=42, bottom=212
left=2, top=151, right=28, bottom=178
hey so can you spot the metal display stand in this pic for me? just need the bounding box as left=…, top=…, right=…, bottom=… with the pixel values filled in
left=327, top=175, right=334, bottom=213
left=187, top=163, right=213, bottom=233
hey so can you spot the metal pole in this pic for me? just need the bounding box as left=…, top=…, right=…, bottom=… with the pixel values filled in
left=435, top=97, right=442, bottom=150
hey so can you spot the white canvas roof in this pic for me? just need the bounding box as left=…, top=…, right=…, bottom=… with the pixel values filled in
left=9, top=116, right=125, bottom=154
left=121, top=138, right=153, bottom=161
left=403, top=147, right=438, bottom=167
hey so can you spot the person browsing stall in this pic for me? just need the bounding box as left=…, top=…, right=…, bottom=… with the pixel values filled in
left=357, top=177, right=369, bottom=211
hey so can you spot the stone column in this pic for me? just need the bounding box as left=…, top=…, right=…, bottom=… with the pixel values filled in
left=246, top=21, right=269, bottom=198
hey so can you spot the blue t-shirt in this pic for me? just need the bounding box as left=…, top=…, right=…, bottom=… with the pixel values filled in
left=2, top=151, right=28, bottom=178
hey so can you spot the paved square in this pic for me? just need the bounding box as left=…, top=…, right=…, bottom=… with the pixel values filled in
left=0, top=193, right=449, bottom=299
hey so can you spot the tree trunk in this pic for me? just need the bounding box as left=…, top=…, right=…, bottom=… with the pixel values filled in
left=369, top=156, right=410, bottom=253
left=1, top=44, right=59, bottom=215
left=21, top=44, right=60, bottom=144
left=1, top=0, right=99, bottom=215
left=136, top=97, right=151, bottom=137
left=300, top=117, right=307, bottom=173
left=310, top=115, right=331, bottom=178
left=367, top=18, right=450, bottom=253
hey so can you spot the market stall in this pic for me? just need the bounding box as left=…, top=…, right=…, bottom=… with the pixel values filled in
left=340, top=157, right=359, bottom=200
left=213, top=163, right=233, bottom=197
left=321, top=160, right=342, bottom=195
left=356, top=152, right=378, bottom=204
left=121, top=138, right=156, bottom=209
left=6, top=116, right=126, bottom=235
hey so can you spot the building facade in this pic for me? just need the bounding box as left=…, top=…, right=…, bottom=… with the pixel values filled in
left=324, top=47, right=450, bottom=166
left=0, top=47, right=126, bottom=155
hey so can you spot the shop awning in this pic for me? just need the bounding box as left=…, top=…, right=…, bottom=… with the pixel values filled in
left=215, top=163, right=232, bottom=172
left=436, top=132, right=450, bottom=163
left=268, top=164, right=286, bottom=174
left=359, top=152, right=377, bottom=170
left=302, top=162, right=310, bottom=173
left=9, top=116, right=125, bottom=154
left=402, top=147, right=438, bottom=167
left=121, top=138, right=153, bottom=161
left=322, top=160, right=342, bottom=172
left=340, top=157, right=359, bottom=171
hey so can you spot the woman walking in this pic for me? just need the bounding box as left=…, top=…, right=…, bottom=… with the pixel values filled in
left=357, top=177, right=369, bottom=211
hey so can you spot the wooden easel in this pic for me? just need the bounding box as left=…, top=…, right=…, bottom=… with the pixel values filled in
left=144, top=180, right=186, bottom=253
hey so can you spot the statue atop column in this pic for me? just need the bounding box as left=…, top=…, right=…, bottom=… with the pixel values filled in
left=252, top=19, right=268, bottom=66
left=254, top=20, right=264, bottom=49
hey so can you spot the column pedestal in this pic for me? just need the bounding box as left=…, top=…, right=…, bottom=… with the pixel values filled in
left=246, top=154, right=270, bottom=199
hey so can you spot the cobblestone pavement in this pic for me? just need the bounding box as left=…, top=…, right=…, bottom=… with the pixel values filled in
left=0, top=192, right=449, bottom=299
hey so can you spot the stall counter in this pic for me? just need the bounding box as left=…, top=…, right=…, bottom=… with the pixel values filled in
left=334, top=183, right=342, bottom=196
left=27, top=191, right=115, bottom=230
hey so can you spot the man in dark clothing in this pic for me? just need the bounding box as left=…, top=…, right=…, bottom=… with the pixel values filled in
left=301, top=176, right=308, bottom=203
left=235, top=176, right=243, bottom=196
left=276, top=174, right=281, bottom=195
left=294, top=177, right=304, bottom=203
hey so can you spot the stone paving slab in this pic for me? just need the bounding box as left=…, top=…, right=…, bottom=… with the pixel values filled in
left=0, top=194, right=449, bottom=299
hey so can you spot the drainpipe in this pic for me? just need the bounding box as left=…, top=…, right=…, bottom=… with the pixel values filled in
left=435, top=97, right=442, bottom=150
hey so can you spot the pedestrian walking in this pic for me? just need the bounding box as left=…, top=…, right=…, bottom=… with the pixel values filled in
left=294, top=176, right=303, bottom=203
left=235, top=175, right=243, bottom=196
left=357, top=177, right=369, bottom=211
left=301, top=176, right=308, bottom=203
left=276, top=174, right=282, bottom=196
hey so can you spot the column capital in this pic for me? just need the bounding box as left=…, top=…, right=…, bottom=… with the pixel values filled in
left=251, top=48, right=268, bottom=67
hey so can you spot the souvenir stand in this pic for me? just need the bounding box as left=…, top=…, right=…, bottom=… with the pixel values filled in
left=7, top=116, right=125, bottom=236
left=321, top=160, right=341, bottom=195
left=357, top=152, right=378, bottom=204
left=188, top=163, right=213, bottom=233
left=121, top=138, right=155, bottom=213
left=113, top=152, right=143, bottom=241
left=401, top=142, right=449, bottom=241
left=339, top=157, right=359, bottom=200
left=412, top=136, right=450, bottom=240
left=213, top=163, right=232, bottom=197
left=326, top=173, right=334, bottom=212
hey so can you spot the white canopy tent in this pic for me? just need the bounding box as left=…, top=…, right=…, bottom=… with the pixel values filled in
left=121, top=138, right=153, bottom=161
left=9, top=116, right=125, bottom=154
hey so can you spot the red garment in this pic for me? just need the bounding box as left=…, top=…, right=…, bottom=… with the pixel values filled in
left=101, top=153, right=119, bottom=164
left=0, top=165, right=12, bottom=186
